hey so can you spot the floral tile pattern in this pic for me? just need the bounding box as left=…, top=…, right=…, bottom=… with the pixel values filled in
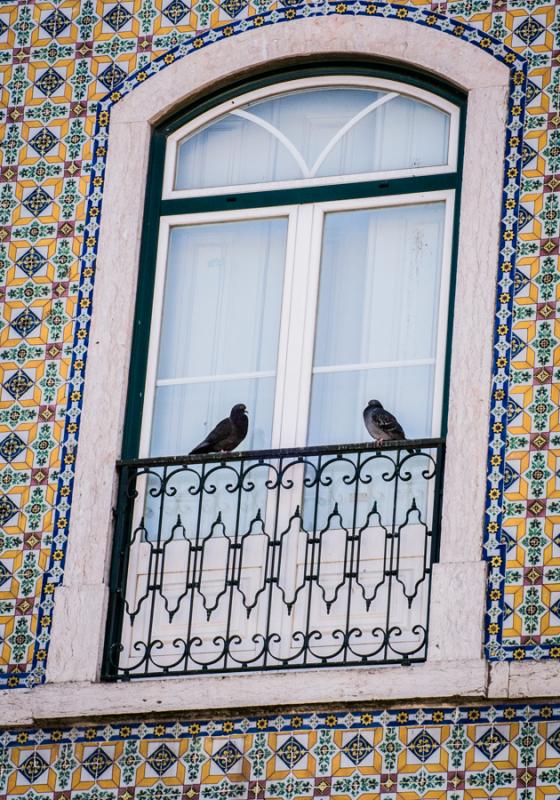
left=1, top=704, right=560, bottom=800
left=0, top=0, right=558, bottom=688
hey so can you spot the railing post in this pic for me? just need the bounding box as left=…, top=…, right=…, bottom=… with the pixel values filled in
left=431, top=442, right=446, bottom=565
left=101, top=464, right=134, bottom=680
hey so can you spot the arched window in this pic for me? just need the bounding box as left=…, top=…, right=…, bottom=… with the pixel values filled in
left=124, top=70, right=464, bottom=461
left=104, top=66, right=466, bottom=680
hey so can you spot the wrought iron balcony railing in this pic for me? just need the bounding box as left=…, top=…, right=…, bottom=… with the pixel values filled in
left=102, top=438, right=445, bottom=680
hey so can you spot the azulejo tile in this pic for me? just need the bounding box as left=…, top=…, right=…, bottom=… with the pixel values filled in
left=0, top=0, right=557, bottom=689
left=0, top=705, right=558, bottom=800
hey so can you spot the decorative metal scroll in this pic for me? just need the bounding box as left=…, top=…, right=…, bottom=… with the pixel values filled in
left=102, top=439, right=445, bottom=680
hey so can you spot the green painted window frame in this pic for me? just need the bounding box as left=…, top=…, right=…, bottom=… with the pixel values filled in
left=121, top=61, right=466, bottom=459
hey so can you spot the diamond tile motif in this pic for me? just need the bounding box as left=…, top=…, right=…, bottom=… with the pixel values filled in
left=0, top=495, right=18, bottom=526
left=276, top=736, right=307, bottom=768
left=97, top=63, right=127, bottom=90
left=16, top=248, right=47, bottom=278
left=408, top=731, right=439, bottom=762
left=507, top=397, right=523, bottom=422
left=514, top=16, right=545, bottom=45
left=476, top=728, right=509, bottom=760
left=3, top=370, right=33, bottom=400
left=28, top=129, right=58, bottom=157
left=503, top=464, right=520, bottom=490
left=511, top=333, right=526, bottom=357
left=103, top=4, right=132, bottom=31
left=35, top=68, right=65, bottom=97
left=18, top=752, right=49, bottom=782
left=500, top=530, right=517, bottom=552
left=0, top=561, right=10, bottom=588
left=40, top=10, right=71, bottom=38
left=0, top=433, right=27, bottom=462
left=219, top=0, right=248, bottom=17
left=10, top=308, right=41, bottom=338
left=525, top=80, right=541, bottom=104
left=548, top=728, right=560, bottom=755
left=212, top=742, right=243, bottom=772
left=521, top=142, right=538, bottom=167
left=163, top=0, right=190, bottom=23
left=340, top=734, right=373, bottom=765
left=82, top=748, right=113, bottom=779
left=22, top=187, right=52, bottom=216
left=517, top=206, right=533, bottom=230
left=146, top=744, right=177, bottom=775
left=550, top=600, right=560, bottom=619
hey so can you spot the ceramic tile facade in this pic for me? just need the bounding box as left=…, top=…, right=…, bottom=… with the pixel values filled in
left=0, top=0, right=558, bottom=689
left=2, top=704, right=560, bottom=800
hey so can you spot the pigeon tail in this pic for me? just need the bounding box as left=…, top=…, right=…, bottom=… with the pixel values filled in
left=190, top=440, right=212, bottom=455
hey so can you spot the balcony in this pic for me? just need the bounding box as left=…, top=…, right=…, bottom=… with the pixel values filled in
left=102, top=439, right=445, bottom=680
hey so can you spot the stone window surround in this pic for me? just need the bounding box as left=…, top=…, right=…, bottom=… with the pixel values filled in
left=3, top=14, right=557, bottom=728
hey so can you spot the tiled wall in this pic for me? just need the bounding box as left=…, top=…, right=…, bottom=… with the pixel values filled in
left=0, top=0, right=558, bottom=689
left=2, top=704, right=560, bottom=799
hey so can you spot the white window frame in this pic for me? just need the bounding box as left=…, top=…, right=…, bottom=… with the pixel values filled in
left=162, top=75, right=461, bottom=199
left=141, top=190, right=455, bottom=461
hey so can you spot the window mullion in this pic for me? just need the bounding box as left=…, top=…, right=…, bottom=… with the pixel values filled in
left=273, top=204, right=323, bottom=448
left=269, top=207, right=300, bottom=449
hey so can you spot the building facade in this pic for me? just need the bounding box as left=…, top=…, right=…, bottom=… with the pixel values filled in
left=0, top=0, right=560, bottom=797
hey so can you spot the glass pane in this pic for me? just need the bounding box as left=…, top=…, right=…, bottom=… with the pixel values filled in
left=149, top=217, right=287, bottom=456
left=175, top=87, right=451, bottom=190
left=150, top=377, right=276, bottom=457
left=317, top=94, right=449, bottom=178
left=308, top=366, right=434, bottom=446
left=310, top=202, right=446, bottom=444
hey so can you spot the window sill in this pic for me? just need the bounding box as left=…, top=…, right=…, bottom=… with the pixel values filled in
left=3, top=659, right=486, bottom=726
left=4, top=658, right=560, bottom=727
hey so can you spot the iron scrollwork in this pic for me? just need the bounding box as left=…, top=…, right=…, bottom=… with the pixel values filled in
left=102, top=438, right=445, bottom=680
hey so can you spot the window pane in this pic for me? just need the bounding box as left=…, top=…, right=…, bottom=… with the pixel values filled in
left=149, top=218, right=287, bottom=456
left=308, top=365, right=435, bottom=446
left=317, top=94, right=449, bottom=178
left=150, top=377, right=276, bottom=457
left=175, top=88, right=450, bottom=190
left=310, top=202, right=446, bottom=443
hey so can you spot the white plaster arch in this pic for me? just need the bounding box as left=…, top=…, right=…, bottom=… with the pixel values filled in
left=14, top=12, right=520, bottom=722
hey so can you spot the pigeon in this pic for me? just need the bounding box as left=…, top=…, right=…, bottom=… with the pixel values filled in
left=363, top=399, right=413, bottom=453
left=190, top=403, right=249, bottom=454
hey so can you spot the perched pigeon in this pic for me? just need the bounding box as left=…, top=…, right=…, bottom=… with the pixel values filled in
left=190, top=403, right=249, bottom=454
left=363, top=399, right=413, bottom=453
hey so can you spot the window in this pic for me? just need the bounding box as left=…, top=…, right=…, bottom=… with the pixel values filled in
left=126, top=72, right=462, bottom=460
left=104, top=66, right=465, bottom=680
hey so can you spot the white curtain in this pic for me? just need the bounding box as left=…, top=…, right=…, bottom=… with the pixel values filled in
left=308, top=202, right=446, bottom=446
left=150, top=217, right=287, bottom=457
